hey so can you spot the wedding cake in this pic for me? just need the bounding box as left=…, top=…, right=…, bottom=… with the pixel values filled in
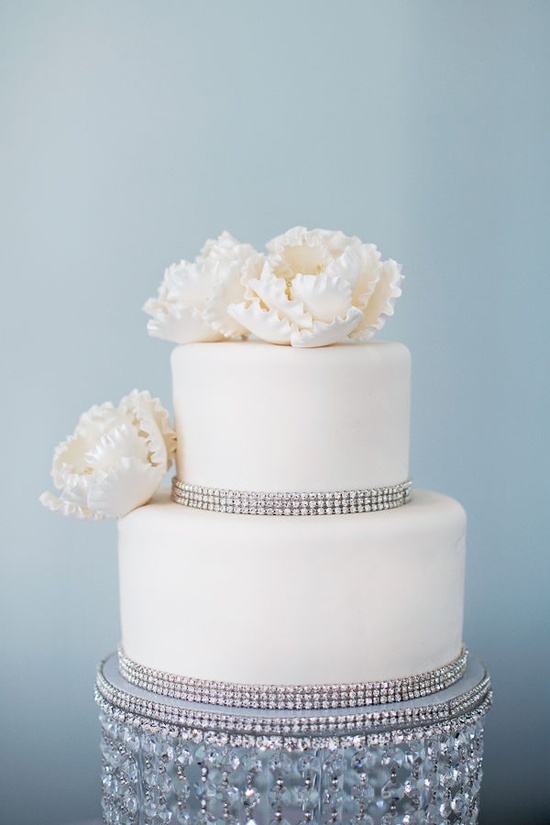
left=42, top=227, right=491, bottom=824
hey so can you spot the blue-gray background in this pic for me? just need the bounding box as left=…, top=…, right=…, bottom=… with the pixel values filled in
left=1, top=2, right=549, bottom=823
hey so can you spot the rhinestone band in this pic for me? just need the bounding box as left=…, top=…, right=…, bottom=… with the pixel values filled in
left=118, top=646, right=468, bottom=710
left=96, top=653, right=491, bottom=749
left=171, top=476, right=412, bottom=515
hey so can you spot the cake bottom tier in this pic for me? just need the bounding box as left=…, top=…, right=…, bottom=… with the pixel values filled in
left=118, top=489, right=466, bottom=686
left=96, top=653, right=491, bottom=825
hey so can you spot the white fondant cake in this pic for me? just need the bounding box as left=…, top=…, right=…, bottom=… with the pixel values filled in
left=172, top=341, right=410, bottom=491
left=42, top=228, right=490, bottom=823
left=119, top=488, right=465, bottom=685
left=118, top=340, right=466, bottom=686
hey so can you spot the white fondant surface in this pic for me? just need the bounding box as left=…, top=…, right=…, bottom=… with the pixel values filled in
left=171, top=341, right=410, bottom=492
left=118, top=489, right=465, bottom=685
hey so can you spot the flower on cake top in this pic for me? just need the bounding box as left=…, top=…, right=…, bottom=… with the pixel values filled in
left=229, top=226, right=403, bottom=347
left=145, top=227, right=402, bottom=348
left=40, top=391, right=176, bottom=521
left=144, top=231, right=263, bottom=344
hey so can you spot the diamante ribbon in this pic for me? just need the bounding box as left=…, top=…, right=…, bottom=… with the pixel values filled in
left=171, top=477, right=412, bottom=515
left=118, top=646, right=468, bottom=710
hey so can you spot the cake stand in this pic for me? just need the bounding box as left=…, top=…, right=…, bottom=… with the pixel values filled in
left=96, top=653, right=491, bottom=824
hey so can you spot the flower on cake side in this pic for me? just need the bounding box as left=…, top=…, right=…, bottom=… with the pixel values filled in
left=228, top=226, right=403, bottom=347
left=40, top=391, right=176, bottom=521
left=144, top=231, right=264, bottom=344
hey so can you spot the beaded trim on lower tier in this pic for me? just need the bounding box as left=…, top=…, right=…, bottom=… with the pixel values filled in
left=171, top=477, right=412, bottom=515
left=118, top=646, right=468, bottom=710
left=96, top=653, right=492, bottom=750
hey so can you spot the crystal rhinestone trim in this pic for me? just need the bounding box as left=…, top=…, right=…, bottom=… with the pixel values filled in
left=118, top=646, right=468, bottom=710
left=96, top=653, right=492, bottom=750
left=171, top=476, right=413, bottom=515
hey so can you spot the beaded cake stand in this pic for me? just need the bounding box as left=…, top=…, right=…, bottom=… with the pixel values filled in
left=96, top=653, right=491, bottom=825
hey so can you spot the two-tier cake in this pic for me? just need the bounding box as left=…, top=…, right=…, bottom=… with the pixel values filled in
left=42, top=227, right=491, bottom=824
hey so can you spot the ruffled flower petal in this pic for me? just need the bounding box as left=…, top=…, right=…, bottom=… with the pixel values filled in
left=202, top=250, right=265, bottom=338
left=84, top=421, right=148, bottom=472
left=51, top=403, right=120, bottom=486
left=167, top=260, right=216, bottom=308
left=228, top=299, right=295, bottom=345
left=146, top=307, right=224, bottom=344
left=39, top=490, right=97, bottom=521
left=145, top=233, right=261, bottom=344
left=120, top=390, right=177, bottom=465
left=267, top=226, right=352, bottom=259
left=86, top=458, right=165, bottom=519
left=350, top=243, right=383, bottom=306
left=290, top=272, right=352, bottom=324
left=290, top=307, right=364, bottom=348
left=351, top=258, right=403, bottom=341
left=41, top=391, right=176, bottom=521
left=321, top=244, right=362, bottom=289
left=243, top=261, right=311, bottom=326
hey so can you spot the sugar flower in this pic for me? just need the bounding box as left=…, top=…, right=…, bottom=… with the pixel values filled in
left=144, top=231, right=263, bottom=344
left=228, top=226, right=403, bottom=347
left=40, top=391, right=176, bottom=520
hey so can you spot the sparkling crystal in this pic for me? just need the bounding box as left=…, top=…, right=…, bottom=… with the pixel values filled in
left=194, top=778, right=218, bottom=800
left=381, top=778, right=405, bottom=803
left=451, top=791, right=466, bottom=813
left=99, top=686, right=487, bottom=823
left=350, top=780, right=375, bottom=803
left=322, top=787, right=345, bottom=807
left=295, top=784, right=320, bottom=810
left=241, top=753, right=263, bottom=773
left=404, top=741, right=426, bottom=766
left=193, top=812, right=217, bottom=825
left=218, top=749, right=241, bottom=773
left=122, top=789, right=138, bottom=816
left=155, top=769, right=173, bottom=794
left=217, top=781, right=240, bottom=805
left=242, top=785, right=260, bottom=809
left=142, top=735, right=158, bottom=758
left=324, top=751, right=346, bottom=775
left=268, top=783, right=292, bottom=806
left=268, top=752, right=293, bottom=775
left=101, top=771, right=121, bottom=796
left=122, top=728, right=140, bottom=752
left=195, top=744, right=225, bottom=768
left=143, top=789, right=171, bottom=822
left=174, top=745, right=193, bottom=768
left=401, top=813, right=427, bottom=825
left=120, top=754, right=139, bottom=783
left=157, top=740, right=176, bottom=762
left=172, top=773, right=191, bottom=799
left=351, top=748, right=377, bottom=772
left=381, top=745, right=405, bottom=768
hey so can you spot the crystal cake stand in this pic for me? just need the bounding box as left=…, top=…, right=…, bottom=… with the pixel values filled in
left=96, top=653, right=491, bottom=825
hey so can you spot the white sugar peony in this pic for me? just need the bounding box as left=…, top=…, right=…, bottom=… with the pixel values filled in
left=228, top=226, right=403, bottom=347
left=40, top=391, right=177, bottom=521
left=144, top=231, right=264, bottom=344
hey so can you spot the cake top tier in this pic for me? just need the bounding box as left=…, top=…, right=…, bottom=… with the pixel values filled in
left=144, top=226, right=403, bottom=349
left=172, top=340, right=410, bottom=493
left=41, top=227, right=407, bottom=520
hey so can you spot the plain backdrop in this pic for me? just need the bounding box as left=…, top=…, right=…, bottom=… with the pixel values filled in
left=1, top=2, right=549, bottom=823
